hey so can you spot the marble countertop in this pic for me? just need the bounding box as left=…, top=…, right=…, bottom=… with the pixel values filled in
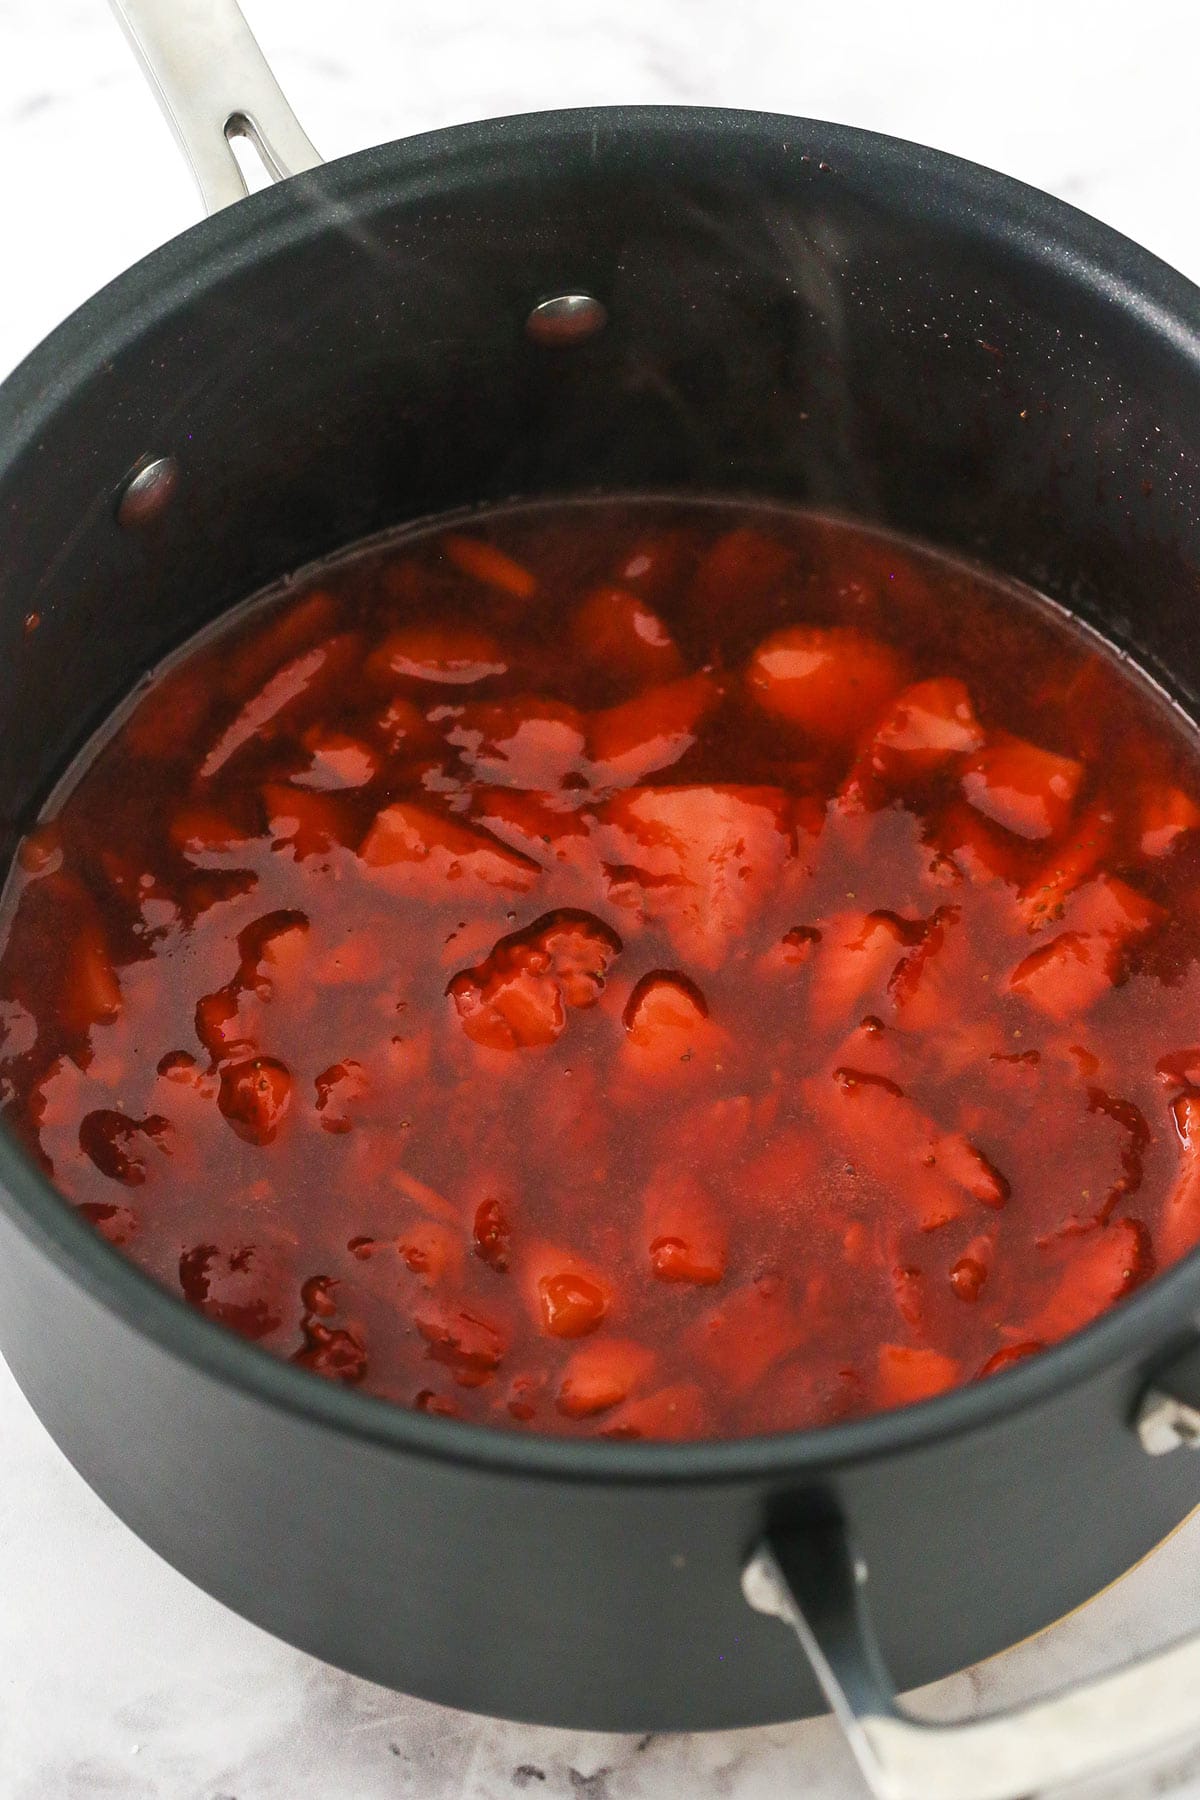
left=4, top=2, right=1200, bottom=1795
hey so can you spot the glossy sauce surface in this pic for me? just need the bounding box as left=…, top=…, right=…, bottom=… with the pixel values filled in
left=5, top=500, right=1200, bottom=1439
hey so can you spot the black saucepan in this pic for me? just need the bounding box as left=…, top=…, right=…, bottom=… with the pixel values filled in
left=3, top=4, right=1200, bottom=1795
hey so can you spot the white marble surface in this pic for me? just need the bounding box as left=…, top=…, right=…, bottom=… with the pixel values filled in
left=4, top=2, right=1200, bottom=1795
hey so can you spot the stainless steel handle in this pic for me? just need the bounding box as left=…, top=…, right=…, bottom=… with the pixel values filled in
left=744, top=1514, right=1200, bottom=1800
left=109, top=0, right=323, bottom=214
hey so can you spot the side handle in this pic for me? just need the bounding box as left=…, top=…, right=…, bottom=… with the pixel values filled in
left=744, top=1511, right=1200, bottom=1800
left=109, top=0, right=323, bottom=214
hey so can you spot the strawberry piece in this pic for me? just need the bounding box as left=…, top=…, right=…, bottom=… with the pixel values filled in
left=221, top=590, right=338, bottom=697
left=441, top=533, right=537, bottom=601
left=170, top=805, right=254, bottom=861
left=1008, top=877, right=1164, bottom=1019
left=600, top=784, right=791, bottom=968
left=615, top=530, right=690, bottom=601
left=735, top=1127, right=821, bottom=1216
left=523, top=1243, right=613, bottom=1339
left=414, top=1299, right=507, bottom=1377
left=845, top=678, right=984, bottom=804
left=689, top=1276, right=804, bottom=1393
left=876, top=1344, right=960, bottom=1407
left=294, top=728, right=379, bottom=791
left=622, top=971, right=718, bottom=1074
left=643, top=1169, right=727, bottom=1285
left=366, top=624, right=507, bottom=687
left=746, top=626, right=906, bottom=748
left=78, top=1109, right=170, bottom=1186
left=756, top=924, right=822, bottom=979
left=62, top=926, right=122, bottom=1033
left=448, top=910, right=620, bottom=1050
left=237, top=910, right=310, bottom=995
left=1024, top=1218, right=1151, bottom=1341
left=1162, top=1090, right=1200, bottom=1266
left=1064, top=875, right=1165, bottom=941
left=1019, top=803, right=1115, bottom=927
left=558, top=1338, right=656, bottom=1417
left=194, top=984, right=259, bottom=1065
left=949, top=1249, right=989, bottom=1303
left=397, top=1220, right=462, bottom=1284
left=473, top=1197, right=511, bottom=1270
left=887, top=906, right=966, bottom=1032
left=201, top=643, right=343, bottom=780
left=961, top=733, right=1083, bottom=840
left=16, top=821, right=63, bottom=877
left=449, top=698, right=586, bottom=790
left=692, top=527, right=791, bottom=612
left=469, top=788, right=596, bottom=874
left=571, top=585, right=683, bottom=688
left=588, top=672, right=718, bottom=786
left=178, top=1241, right=291, bottom=1340
left=313, top=1060, right=368, bottom=1133
left=217, top=1057, right=292, bottom=1145
left=262, top=784, right=355, bottom=859
left=808, top=911, right=920, bottom=1031
left=937, top=802, right=1023, bottom=884
left=360, top=801, right=539, bottom=897
left=891, top=1264, right=926, bottom=1334
left=601, top=1381, right=710, bottom=1440
left=1139, top=784, right=1200, bottom=857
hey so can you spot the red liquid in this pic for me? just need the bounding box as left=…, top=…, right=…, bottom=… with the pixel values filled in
left=4, top=499, right=1200, bottom=1439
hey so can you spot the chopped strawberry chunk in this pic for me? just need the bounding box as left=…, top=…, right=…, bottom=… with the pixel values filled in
left=601, top=1381, right=710, bottom=1440
left=808, top=911, right=919, bottom=1030
left=615, top=530, right=690, bottom=601
left=262, top=784, right=354, bottom=859
left=571, top=585, right=683, bottom=688
left=78, top=1109, right=170, bottom=1186
left=473, top=1196, right=511, bottom=1271
left=689, top=1276, right=804, bottom=1393
left=360, top=802, right=539, bottom=897
left=961, top=733, right=1084, bottom=840
left=294, top=728, right=379, bottom=791
left=442, top=533, right=537, bottom=601
left=170, top=805, right=254, bottom=860
left=448, top=910, right=621, bottom=1049
left=397, top=1220, right=462, bottom=1284
left=449, top=698, right=586, bottom=789
left=1024, top=1218, right=1151, bottom=1341
left=218, top=1057, right=292, bottom=1145
left=523, top=1243, right=613, bottom=1339
left=414, top=1299, right=507, bottom=1376
left=846, top=677, right=984, bottom=802
left=558, top=1339, right=656, bottom=1417
left=1019, top=803, right=1115, bottom=927
left=692, top=527, right=792, bottom=612
left=887, top=906, right=966, bottom=1032
left=366, top=624, right=507, bottom=686
left=588, top=672, right=718, bottom=785
left=1139, top=784, right=1200, bottom=857
left=600, top=784, right=791, bottom=967
left=747, top=626, right=906, bottom=748
left=468, top=788, right=596, bottom=875
left=1008, top=877, right=1164, bottom=1019
left=977, top=1342, right=1045, bottom=1378
left=937, top=802, right=1023, bottom=884
left=201, top=635, right=361, bottom=779
left=313, top=1060, right=368, bottom=1134
left=1162, top=1090, right=1200, bottom=1266
left=876, top=1344, right=960, bottom=1407
left=643, top=1169, right=727, bottom=1285
left=62, top=927, right=122, bottom=1033
left=622, top=971, right=718, bottom=1074
left=178, top=1241, right=290, bottom=1340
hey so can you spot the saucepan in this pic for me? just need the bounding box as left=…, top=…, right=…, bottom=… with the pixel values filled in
left=2, top=4, right=1200, bottom=1795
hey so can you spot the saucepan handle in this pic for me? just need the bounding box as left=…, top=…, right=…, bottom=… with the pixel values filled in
left=744, top=1510, right=1200, bottom=1800
left=108, top=0, right=323, bottom=214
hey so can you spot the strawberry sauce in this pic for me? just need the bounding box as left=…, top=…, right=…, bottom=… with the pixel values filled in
left=4, top=499, right=1200, bottom=1438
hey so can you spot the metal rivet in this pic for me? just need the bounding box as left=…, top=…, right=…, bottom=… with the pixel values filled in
left=116, top=455, right=180, bottom=528
left=525, top=293, right=608, bottom=347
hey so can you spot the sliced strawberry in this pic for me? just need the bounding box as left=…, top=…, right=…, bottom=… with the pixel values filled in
left=523, top=1243, right=613, bottom=1339
left=194, top=984, right=259, bottom=1064
left=221, top=590, right=338, bottom=697
left=468, top=788, right=596, bottom=875
left=441, top=533, right=537, bottom=601
left=887, top=906, right=966, bottom=1032
left=62, top=926, right=122, bottom=1033
left=1024, top=1218, right=1151, bottom=1341
left=448, top=698, right=586, bottom=789
left=533, top=910, right=623, bottom=1006
left=588, top=672, right=718, bottom=786
left=746, top=626, right=906, bottom=748
left=218, top=1056, right=292, bottom=1145
left=689, top=1275, right=804, bottom=1393
left=360, top=801, right=539, bottom=897
left=365, top=624, right=507, bottom=687
left=1019, top=803, right=1115, bottom=927
left=601, top=1381, right=709, bottom=1440
left=1162, top=1090, right=1200, bottom=1266
left=599, top=784, right=791, bottom=968
left=643, top=1168, right=727, bottom=1285
left=558, top=1338, right=656, bottom=1417
left=949, top=1237, right=992, bottom=1303
left=937, top=801, right=1024, bottom=884
left=294, top=728, right=379, bottom=791
left=1063, top=875, right=1166, bottom=943
left=876, top=1344, right=960, bottom=1407
left=961, top=733, right=1084, bottom=840
left=849, top=677, right=984, bottom=797
left=890, top=1264, right=927, bottom=1335
left=808, top=911, right=919, bottom=1031
left=622, top=972, right=720, bottom=1075
left=170, top=805, right=255, bottom=861
left=571, top=585, right=683, bottom=688
left=262, top=784, right=355, bottom=859
left=201, top=635, right=360, bottom=780
left=1139, top=784, right=1200, bottom=857
left=1008, top=878, right=1164, bottom=1019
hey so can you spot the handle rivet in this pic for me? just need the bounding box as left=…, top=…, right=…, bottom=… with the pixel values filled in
left=116, top=455, right=180, bottom=528
left=525, top=293, right=608, bottom=347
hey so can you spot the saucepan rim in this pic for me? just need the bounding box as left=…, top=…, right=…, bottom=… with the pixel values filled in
left=3, top=102, right=1200, bottom=1487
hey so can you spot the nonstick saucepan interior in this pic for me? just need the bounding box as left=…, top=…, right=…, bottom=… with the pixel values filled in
left=3, top=4, right=1200, bottom=1796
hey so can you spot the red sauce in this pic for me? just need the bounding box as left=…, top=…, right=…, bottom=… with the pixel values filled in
left=4, top=498, right=1200, bottom=1439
